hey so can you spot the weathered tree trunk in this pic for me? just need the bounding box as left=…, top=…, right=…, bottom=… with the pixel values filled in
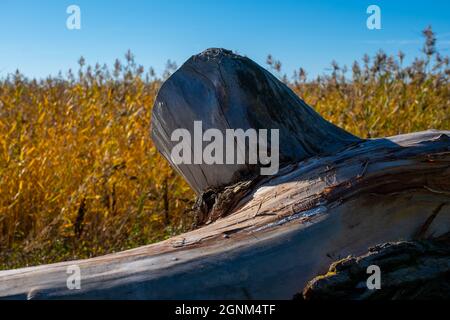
left=151, top=48, right=360, bottom=194
left=0, top=49, right=449, bottom=300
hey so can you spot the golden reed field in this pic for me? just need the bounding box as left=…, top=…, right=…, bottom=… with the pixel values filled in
left=0, top=27, right=448, bottom=269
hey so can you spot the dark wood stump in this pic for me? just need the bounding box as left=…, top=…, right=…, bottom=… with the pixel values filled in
left=151, top=48, right=360, bottom=194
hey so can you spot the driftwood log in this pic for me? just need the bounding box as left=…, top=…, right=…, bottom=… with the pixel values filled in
left=0, top=49, right=449, bottom=299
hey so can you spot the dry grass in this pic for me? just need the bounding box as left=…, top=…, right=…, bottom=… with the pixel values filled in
left=0, top=27, right=448, bottom=269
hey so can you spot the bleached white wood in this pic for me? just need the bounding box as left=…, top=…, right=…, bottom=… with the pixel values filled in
left=0, top=130, right=449, bottom=299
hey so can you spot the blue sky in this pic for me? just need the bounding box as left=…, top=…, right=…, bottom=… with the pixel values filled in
left=1, top=0, right=449, bottom=79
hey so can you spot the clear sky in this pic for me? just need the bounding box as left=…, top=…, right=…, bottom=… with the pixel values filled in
left=1, top=0, right=449, bottom=79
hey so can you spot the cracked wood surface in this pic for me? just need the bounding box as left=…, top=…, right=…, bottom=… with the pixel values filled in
left=0, top=130, right=449, bottom=299
left=151, top=48, right=360, bottom=194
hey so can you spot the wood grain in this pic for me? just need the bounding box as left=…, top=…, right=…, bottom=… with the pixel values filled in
left=0, top=130, right=448, bottom=299
left=151, top=48, right=360, bottom=193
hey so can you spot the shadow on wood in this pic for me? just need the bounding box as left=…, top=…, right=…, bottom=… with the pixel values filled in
left=151, top=48, right=360, bottom=194
left=300, top=233, right=450, bottom=300
left=0, top=48, right=449, bottom=300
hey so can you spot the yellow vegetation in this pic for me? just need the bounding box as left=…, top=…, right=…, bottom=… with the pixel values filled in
left=0, top=27, right=448, bottom=269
